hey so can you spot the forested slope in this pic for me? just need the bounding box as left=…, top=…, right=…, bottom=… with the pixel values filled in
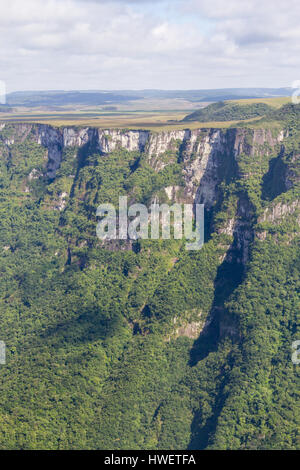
left=0, top=106, right=299, bottom=449
left=183, top=101, right=273, bottom=122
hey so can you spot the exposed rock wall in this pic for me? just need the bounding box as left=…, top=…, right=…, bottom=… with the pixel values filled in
left=0, top=123, right=286, bottom=183
left=1, top=122, right=296, bottom=265
left=259, top=199, right=300, bottom=224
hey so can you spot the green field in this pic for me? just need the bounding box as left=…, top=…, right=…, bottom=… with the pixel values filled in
left=0, top=96, right=293, bottom=130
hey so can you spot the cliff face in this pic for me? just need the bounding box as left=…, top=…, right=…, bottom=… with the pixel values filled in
left=0, top=121, right=299, bottom=450
left=0, top=122, right=296, bottom=258
left=0, top=122, right=285, bottom=183
left=1, top=121, right=295, bottom=225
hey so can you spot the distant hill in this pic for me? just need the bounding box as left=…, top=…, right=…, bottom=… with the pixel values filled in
left=182, top=101, right=273, bottom=122
left=6, top=91, right=141, bottom=107
left=5, top=88, right=292, bottom=107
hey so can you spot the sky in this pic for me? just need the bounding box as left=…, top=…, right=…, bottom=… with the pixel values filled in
left=0, top=0, right=300, bottom=92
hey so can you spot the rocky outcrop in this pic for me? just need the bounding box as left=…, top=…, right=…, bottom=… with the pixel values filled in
left=28, top=168, right=42, bottom=180
left=147, top=127, right=286, bottom=208
left=184, top=129, right=225, bottom=207
left=259, top=199, right=300, bottom=224
left=1, top=123, right=293, bottom=263
left=175, top=320, right=204, bottom=339
left=0, top=124, right=150, bottom=177
left=165, top=311, right=209, bottom=341
left=37, top=125, right=64, bottom=178
left=233, top=127, right=285, bottom=159
left=0, top=123, right=286, bottom=182
left=62, top=127, right=96, bottom=148
left=145, top=130, right=187, bottom=171
left=218, top=194, right=256, bottom=265
left=98, top=129, right=149, bottom=154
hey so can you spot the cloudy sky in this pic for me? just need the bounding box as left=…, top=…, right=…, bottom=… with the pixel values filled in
left=1, top=0, right=300, bottom=92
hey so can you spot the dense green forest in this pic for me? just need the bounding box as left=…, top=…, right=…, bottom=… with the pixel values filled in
left=183, top=101, right=273, bottom=122
left=0, top=104, right=299, bottom=449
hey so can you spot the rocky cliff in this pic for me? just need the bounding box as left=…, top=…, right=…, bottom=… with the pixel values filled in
left=0, top=122, right=286, bottom=185
left=0, top=120, right=299, bottom=450
left=0, top=122, right=297, bottom=265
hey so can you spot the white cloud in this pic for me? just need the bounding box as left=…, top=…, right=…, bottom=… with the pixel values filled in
left=0, top=0, right=299, bottom=91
